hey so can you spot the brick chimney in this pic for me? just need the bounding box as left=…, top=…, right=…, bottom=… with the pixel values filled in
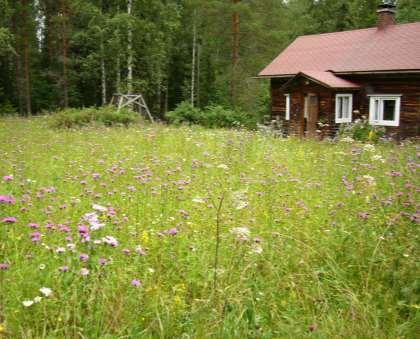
left=377, top=0, right=397, bottom=30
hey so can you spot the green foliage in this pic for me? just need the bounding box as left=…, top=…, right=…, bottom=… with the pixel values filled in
left=165, top=101, right=203, bottom=125
left=0, top=27, right=14, bottom=56
left=337, top=117, right=386, bottom=142
left=50, top=106, right=140, bottom=128
left=0, top=101, right=17, bottom=116
left=166, top=101, right=258, bottom=129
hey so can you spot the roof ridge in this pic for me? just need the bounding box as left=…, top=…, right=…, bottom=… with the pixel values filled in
left=297, top=21, right=420, bottom=39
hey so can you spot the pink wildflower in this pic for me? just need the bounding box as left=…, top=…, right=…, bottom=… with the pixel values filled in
left=131, top=279, right=142, bottom=287
left=0, top=263, right=10, bottom=270
left=0, top=195, right=15, bottom=204
left=79, top=253, right=89, bottom=262
left=2, top=217, right=16, bottom=223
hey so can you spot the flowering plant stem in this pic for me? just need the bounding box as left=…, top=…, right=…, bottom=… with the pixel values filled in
left=212, top=193, right=225, bottom=292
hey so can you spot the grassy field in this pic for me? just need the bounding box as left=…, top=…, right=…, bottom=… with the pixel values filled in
left=0, top=117, right=418, bottom=338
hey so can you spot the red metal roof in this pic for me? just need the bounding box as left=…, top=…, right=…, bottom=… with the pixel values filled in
left=284, top=71, right=361, bottom=89
left=259, top=22, right=420, bottom=77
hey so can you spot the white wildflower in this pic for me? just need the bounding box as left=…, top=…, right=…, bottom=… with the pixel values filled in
left=235, top=201, right=249, bottom=210
left=39, top=264, right=46, bottom=270
left=217, top=164, right=229, bottom=170
left=340, top=136, right=354, bottom=143
left=362, top=175, right=376, bottom=186
left=230, top=227, right=250, bottom=237
left=363, top=144, right=375, bottom=152
left=192, top=197, right=205, bottom=204
left=39, top=287, right=52, bottom=297
left=371, top=154, right=385, bottom=163
left=22, top=300, right=34, bottom=307
left=92, top=204, right=107, bottom=212
left=33, top=296, right=43, bottom=303
left=250, top=244, right=263, bottom=255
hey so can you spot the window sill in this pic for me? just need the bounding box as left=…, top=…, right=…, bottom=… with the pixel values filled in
left=370, top=121, right=399, bottom=127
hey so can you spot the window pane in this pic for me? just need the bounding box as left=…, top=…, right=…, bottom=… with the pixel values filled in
left=337, top=97, right=342, bottom=118
left=374, top=100, right=380, bottom=120
left=383, top=100, right=395, bottom=121
left=343, top=97, right=349, bottom=118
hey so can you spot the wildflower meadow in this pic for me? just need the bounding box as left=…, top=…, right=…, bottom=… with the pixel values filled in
left=0, top=117, right=418, bottom=338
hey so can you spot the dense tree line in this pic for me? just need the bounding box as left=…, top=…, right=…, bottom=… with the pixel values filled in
left=0, top=0, right=419, bottom=118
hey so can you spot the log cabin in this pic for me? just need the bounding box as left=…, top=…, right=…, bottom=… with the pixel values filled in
left=258, top=0, right=420, bottom=139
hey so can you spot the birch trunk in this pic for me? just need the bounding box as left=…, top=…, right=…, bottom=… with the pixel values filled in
left=127, top=0, right=133, bottom=94
left=191, top=13, right=196, bottom=107
left=116, top=4, right=121, bottom=93
left=61, top=0, right=69, bottom=108
left=12, top=11, right=24, bottom=115
left=22, top=0, right=32, bottom=116
left=101, top=38, right=106, bottom=105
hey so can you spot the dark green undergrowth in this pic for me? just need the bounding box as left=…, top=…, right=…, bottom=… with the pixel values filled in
left=50, top=106, right=141, bottom=128
left=166, top=101, right=259, bottom=129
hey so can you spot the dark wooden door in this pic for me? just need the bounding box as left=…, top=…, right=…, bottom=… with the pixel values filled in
left=307, top=94, right=319, bottom=138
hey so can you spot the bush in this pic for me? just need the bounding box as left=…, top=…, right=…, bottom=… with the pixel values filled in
left=337, top=117, right=386, bottom=142
left=0, top=101, right=17, bottom=116
left=50, top=106, right=140, bottom=128
left=165, top=102, right=257, bottom=129
left=165, top=102, right=203, bottom=126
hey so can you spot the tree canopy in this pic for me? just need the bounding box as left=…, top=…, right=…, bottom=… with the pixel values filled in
left=0, top=0, right=419, bottom=117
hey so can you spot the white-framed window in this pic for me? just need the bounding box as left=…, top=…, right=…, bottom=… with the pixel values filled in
left=368, top=95, right=401, bottom=127
left=285, top=94, right=290, bottom=120
left=335, top=94, right=353, bottom=123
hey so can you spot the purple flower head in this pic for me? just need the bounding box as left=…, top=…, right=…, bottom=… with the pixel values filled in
left=98, top=257, right=108, bottom=266
left=166, top=228, right=178, bottom=236
left=59, top=224, right=71, bottom=233
left=358, top=212, right=369, bottom=220
left=122, top=248, right=130, bottom=255
left=0, top=263, right=10, bottom=270
left=107, top=207, right=116, bottom=218
left=58, top=265, right=69, bottom=273
left=102, top=235, right=118, bottom=247
left=92, top=173, right=101, bottom=180
left=0, top=195, right=16, bottom=204
left=28, top=223, right=39, bottom=229
left=2, top=217, right=16, bottom=224
left=30, top=232, right=41, bottom=243
left=77, top=224, right=90, bottom=242
left=79, top=253, right=89, bottom=262
left=45, top=222, right=55, bottom=230
left=131, top=279, right=142, bottom=287
left=135, top=246, right=146, bottom=256
left=2, top=175, right=13, bottom=182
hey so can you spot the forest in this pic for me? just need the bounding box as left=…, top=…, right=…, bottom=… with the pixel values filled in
left=0, top=0, right=419, bottom=119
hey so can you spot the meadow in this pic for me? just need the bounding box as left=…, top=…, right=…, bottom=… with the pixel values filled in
left=0, top=117, right=418, bottom=338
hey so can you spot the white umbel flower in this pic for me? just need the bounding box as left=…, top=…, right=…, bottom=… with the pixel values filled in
left=39, top=287, right=52, bottom=297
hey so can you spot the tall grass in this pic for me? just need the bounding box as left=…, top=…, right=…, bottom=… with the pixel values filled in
left=0, top=117, right=418, bottom=338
